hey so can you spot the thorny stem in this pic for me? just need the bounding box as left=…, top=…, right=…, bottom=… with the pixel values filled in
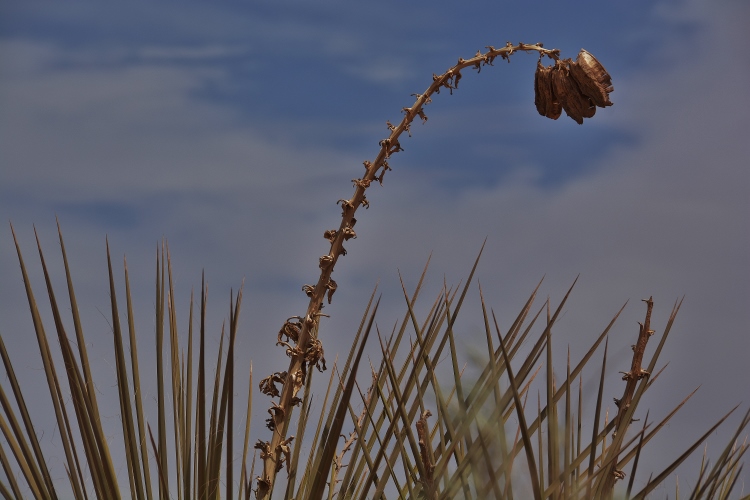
left=597, top=297, right=655, bottom=497
left=256, top=41, right=561, bottom=499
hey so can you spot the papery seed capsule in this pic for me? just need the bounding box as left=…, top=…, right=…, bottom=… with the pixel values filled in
left=551, top=61, right=596, bottom=125
left=569, top=49, right=613, bottom=108
left=534, top=61, right=562, bottom=120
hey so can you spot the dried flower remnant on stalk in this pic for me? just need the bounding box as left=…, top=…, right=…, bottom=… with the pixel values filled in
left=569, top=49, right=614, bottom=108
left=534, top=49, right=613, bottom=124
left=534, top=61, right=562, bottom=119
left=552, top=60, right=596, bottom=125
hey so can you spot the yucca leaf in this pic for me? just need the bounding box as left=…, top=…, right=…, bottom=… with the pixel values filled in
left=631, top=405, right=741, bottom=500
left=148, top=423, right=170, bottom=497
left=359, top=286, right=457, bottom=499
left=155, top=243, right=169, bottom=499
left=377, top=327, right=424, bottom=492
left=0, top=404, right=44, bottom=499
left=285, top=372, right=313, bottom=498
left=366, top=358, right=410, bottom=500
left=337, top=283, right=389, bottom=497
left=537, top=392, right=545, bottom=494
left=692, top=408, right=750, bottom=499
left=545, top=302, right=559, bottom=497
left=223, top=287, right=243, bottom=500
left=238, top=363, right=253, bottom=500
left=182, top=290, right=195, bottom=500
left=46, top=230, right=119, bottom=499
left=0, top=437, right=24, bottom=498
left=625, top=411, right=649, bottom=498
left=563, top=347, right=571, bottom=499
left=345, top=376, right=397, bottom=499
left=496, top=316, right=541, bottom=500
left=105, top=239, right=143, bottom=500
left=305, top=288, right=379, bottom=498
left=56, top=219, right=101, bottom=498
left=308, top=297, right=379, bottom=500
left=124, top=256, right=154, bottom=500
left=478, top=284, right=512, bottom=496
left=373, top=360, right=420, bottom=500
left=196, top=273, right=207, bottom=499
left=305, top=284, right=378, bottom=498
left=587, top=336, right=608, bottom=499
left=165, top=247, right=184, bottom=500
left=205, top=322, right=225, bottom=499
left=299, top=356, right=337, bottom=499
left=707, top=442, right=746, bottom=499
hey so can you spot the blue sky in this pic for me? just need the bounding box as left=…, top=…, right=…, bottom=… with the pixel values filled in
left=1, top=0, right=749, bottom=497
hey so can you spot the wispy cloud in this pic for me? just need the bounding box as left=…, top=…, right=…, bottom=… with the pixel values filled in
left=0, top=40, right=358, bottom=203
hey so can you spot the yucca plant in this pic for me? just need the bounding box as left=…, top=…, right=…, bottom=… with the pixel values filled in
left=2, top=41, right=747, bottom=500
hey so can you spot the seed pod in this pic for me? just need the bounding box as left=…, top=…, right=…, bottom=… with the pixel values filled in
left=551, top=61, right=596, bottom=125
left=534, top=61, right=562, bottom=120
left=569, top=49, right=613, bottom=108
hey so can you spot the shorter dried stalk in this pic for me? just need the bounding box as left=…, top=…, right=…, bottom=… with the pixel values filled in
left=599, top=297, right=655, bottom=493
left=417, top=409, right=435, bottom=498
left=329, top=375, right=376, bottom=496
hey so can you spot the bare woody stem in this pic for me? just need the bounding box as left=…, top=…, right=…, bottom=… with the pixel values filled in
left=597, top=297, right=655, bottom=496
left=256, top=41, right=561, bottom=499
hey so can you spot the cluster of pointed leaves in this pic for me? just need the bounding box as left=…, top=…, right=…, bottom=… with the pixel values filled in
left=304, top=250, right=748, bottom=500
left=2, top=229, right=748, bottom=499
left=2, top=224, right=255, bottom=500
left=535, top=49, right=614, bottom=124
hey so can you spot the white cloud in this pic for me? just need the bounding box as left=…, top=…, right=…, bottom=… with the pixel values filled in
left=138, top=44, right=251, bottom=61
left=341, top=56, right=417, bottom=85
left=0, top=40, right=359, bottom=204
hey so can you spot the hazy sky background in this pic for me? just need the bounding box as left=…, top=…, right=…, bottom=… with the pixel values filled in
left=1, top=1, right=748, bottom=497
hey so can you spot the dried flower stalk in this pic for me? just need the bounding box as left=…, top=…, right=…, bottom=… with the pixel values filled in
left=597, top=297, right=655, bottom=495
left=256, top=41, right=613, bottom=498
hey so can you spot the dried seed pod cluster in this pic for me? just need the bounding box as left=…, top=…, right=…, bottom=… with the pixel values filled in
left=534, top=49, right=613, bottom=124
